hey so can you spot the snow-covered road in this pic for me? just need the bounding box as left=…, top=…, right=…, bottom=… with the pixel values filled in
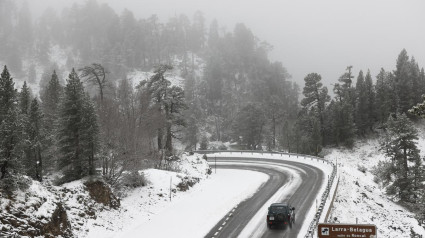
left=204, top=157, right=326, bottom=238
left=85, top=153, right=332, bottom=238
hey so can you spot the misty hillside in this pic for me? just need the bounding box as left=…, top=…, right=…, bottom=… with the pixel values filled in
left=1, top=0, right=425, bottom=237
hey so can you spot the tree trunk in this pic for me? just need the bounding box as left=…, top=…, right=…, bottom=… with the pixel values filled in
left=89, top=142, right=94, bottom=176
left=157, top=128, right=163, bottom=150
left=403, top=147, right=408, bottom=179
left=165, top=125, right=172, bottom=153
left=272, top=113, right=276, bottom=149
left=215, top=116, right=220, bottom=141
left=0, top=161, right=8, bottom=179
left=35, top=146, right=43, bottom=182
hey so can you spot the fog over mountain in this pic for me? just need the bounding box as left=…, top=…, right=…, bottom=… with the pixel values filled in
left=31, top=0, right=425, bottom=86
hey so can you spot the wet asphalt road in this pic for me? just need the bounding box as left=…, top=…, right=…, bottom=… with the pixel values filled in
left=205, top=157, right=324, bottom=238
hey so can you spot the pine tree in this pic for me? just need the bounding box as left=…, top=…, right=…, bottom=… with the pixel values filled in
left=28, top=98, right=44, bottom=181
left=80, top=94, right=99, bottom=176
left=146, top=65, right=187, bottom=154
left=0, top=66, right=16, bottom=123
left=232, top=104, right=265, bottom=150
left=301, top=73, right=330, bottom=146
left=364, top=70, right=376, bottom=131
left=355, top=70, right=368, bottom=136
left=394, top=49, right=411, bottom=113
left=375, top=69, right=397, bottom=123
left=57, top=69, right=98, bottom=182
left=0, top=66, right=23, bottom=191
left=333, top=100, right=356, bottom=148
left=409, top=57, right=421, bottom=105
left=41, top=70, right=62, bottom=128
left=381, top=113, right=420, bottom=202
left=40, top=70, right=62, bottom=172
left=19, top=81, right=34, bottom=177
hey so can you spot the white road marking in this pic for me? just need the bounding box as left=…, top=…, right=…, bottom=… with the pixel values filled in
left=219, top=227, right=223, bottom=231
left=222, top=222, right=226, bottom=226
left=214, top=232, right=218, bottom=236
left=226, top=217, right=229, bottom=221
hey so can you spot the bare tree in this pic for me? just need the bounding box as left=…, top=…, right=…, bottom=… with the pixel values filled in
left=79, top=63, right=108, bottom=103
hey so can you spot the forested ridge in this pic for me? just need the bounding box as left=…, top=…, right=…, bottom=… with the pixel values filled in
left=1, top=0, right=425, bottom=218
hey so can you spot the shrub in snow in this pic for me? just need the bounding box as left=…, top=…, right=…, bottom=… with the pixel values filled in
left=218, top=144, right=228, bottom=150
left=372, top=161, right=396, bottom=187
left=176, top=176, right=200, bottom=191
left=357, top=164, right=367, bottom=173
left=121, top=171, right=147, bottom=188
left=199, top=136, right=208, bottom=150
left=0, top=174, right=32, bottom=197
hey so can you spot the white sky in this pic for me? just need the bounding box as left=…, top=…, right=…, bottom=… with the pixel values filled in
left=31, top=0, right=425, bottom=87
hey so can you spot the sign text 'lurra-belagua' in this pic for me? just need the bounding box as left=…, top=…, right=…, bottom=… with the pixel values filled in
left=318, top=223, right=377, bottom=238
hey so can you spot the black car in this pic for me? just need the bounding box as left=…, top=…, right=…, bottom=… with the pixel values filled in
left=266, top=203, right=295, bottom=229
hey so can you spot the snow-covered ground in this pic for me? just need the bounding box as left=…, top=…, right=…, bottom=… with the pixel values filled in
left=324, top=136, right=425, bottom=237
left=85, top=169, right=267, bottom=238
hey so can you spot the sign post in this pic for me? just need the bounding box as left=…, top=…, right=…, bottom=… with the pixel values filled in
left=318, top=223, right=377, bottom=238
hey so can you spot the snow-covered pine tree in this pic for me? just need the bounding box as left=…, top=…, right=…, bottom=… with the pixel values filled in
left=19, top=81, right=31, bottom=115
left=0, top=66, right=17, bottom=123
left=300, top=73, right=330, bottom=147
left=80, top=93, right=99, bottom=176
left=57, top=69, right=98, bottom=183
left=0, top=66, right=25, bottom=192
left=232, top=104, right=265, bottom=150
left=375, top=68, right=394, bottom=123
left=394, top=49, right=412, bottom=113
left=381, top=113, right=420, bottom=202
left=19, top=81, right=35, bottom=178
left=355, top=70, right=368, bottom=136
left=364, top=70, right=376, bottom=131
left=40, top=70, right=62, bottom=172
left=28, top=98, right=44, bottom=181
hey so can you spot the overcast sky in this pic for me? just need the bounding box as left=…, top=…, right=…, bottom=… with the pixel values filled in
left=32, top=0, right=425, bottom=87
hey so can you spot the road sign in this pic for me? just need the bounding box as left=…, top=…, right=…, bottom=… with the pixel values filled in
left=318, top=223, right=377, bottom=238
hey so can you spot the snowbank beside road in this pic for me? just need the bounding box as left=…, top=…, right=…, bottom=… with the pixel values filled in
left=85, top=169, right=268, bottom=238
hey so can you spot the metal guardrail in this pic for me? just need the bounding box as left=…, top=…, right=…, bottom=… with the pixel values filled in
left=194, top=150, right=337, bottom=238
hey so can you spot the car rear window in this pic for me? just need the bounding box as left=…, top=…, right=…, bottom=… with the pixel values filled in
left=270, top=206, right=288, bottom=212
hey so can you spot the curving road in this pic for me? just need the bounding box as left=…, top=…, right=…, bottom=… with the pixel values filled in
left=204, top=157, right=324, bottom=238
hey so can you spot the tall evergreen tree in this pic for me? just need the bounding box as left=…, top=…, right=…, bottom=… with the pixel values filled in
left=146, top=65, right=187, bottom=154
left=0, top=66, right=23, bottom=191
left=375, top=69, right=397, bottom=123
left=232, top=104, right=265, bottom=150
left=394, top=49, right=411, bottom=113
left=40, top=70, right=62, bottom=172
left=355, top=70, right=368, bottom=136
left=301, top=73, right=330, bottom=146
left=19, top=81, right=35, bottom=178
left=19, top=81, right=31, bottom=115
left=381, top=113, right=420, bottom=202
left=57, top=69, right=98, bottom=182
left=364, top=70, right=376, bottom=131
left=0, top=66, right=16, bottom=123
left=28, top=98, right=44, bottom=181
left=80, top=94, right=99, bottom=176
